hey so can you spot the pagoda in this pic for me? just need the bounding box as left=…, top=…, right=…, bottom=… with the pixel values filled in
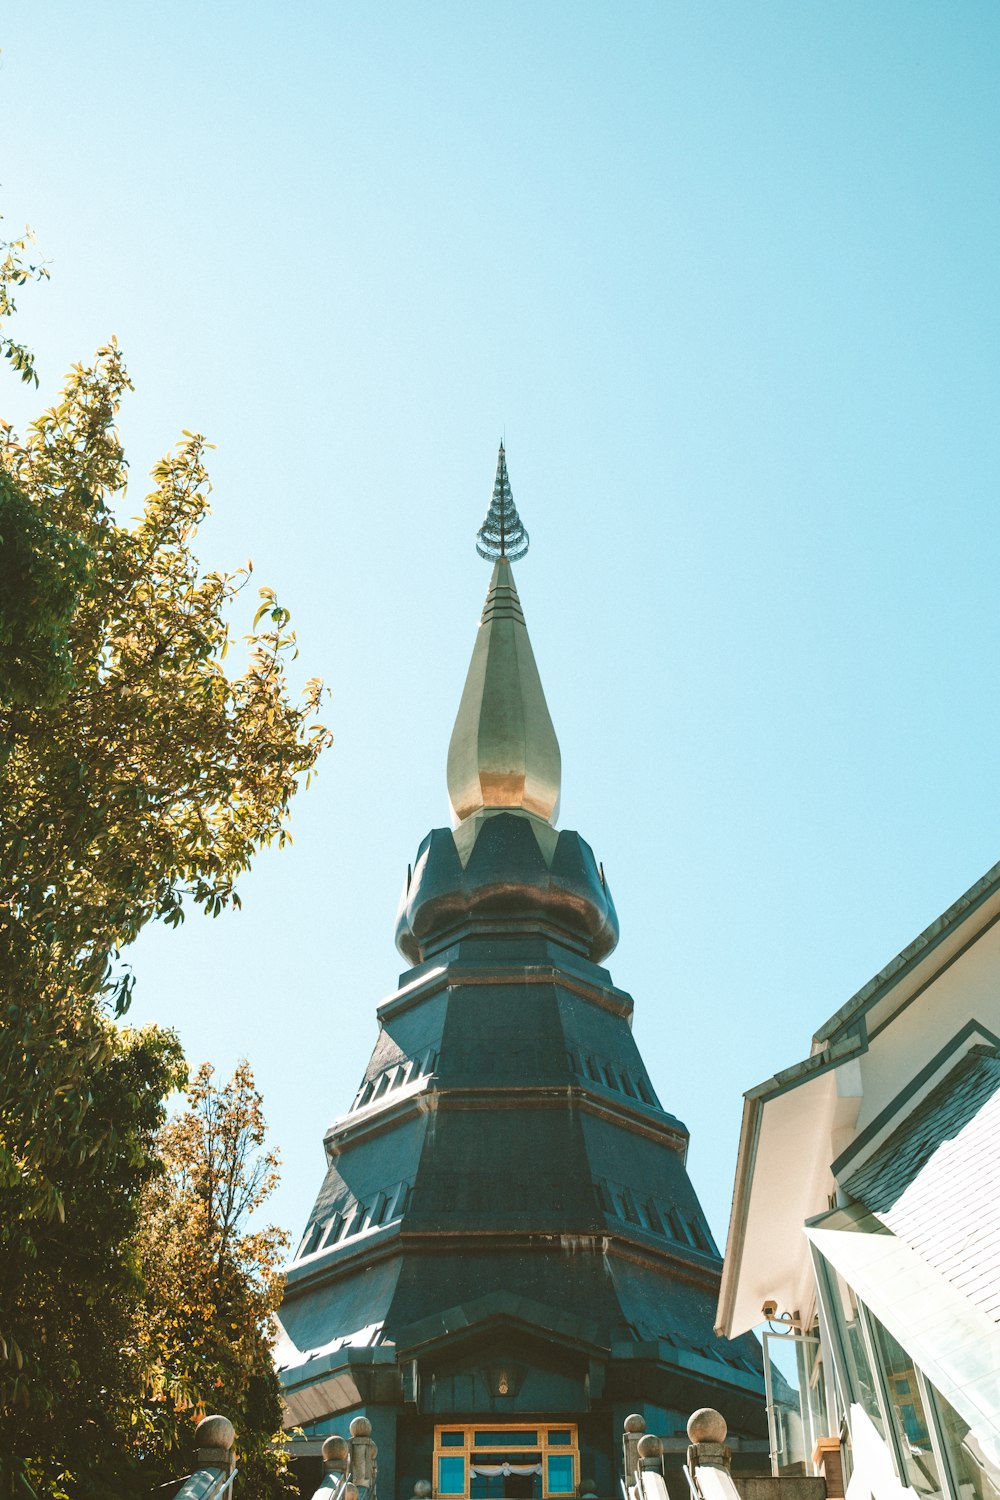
left=276, top=449, right=767, bottom=1499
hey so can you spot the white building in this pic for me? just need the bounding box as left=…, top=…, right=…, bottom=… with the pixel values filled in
left=716, top=860, right=1000, bottom=1500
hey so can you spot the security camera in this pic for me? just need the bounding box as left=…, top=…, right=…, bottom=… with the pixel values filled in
left=761, top=1299, right=778, bottom=1319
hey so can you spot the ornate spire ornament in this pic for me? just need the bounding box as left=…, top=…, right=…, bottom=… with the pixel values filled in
left=476, top=442, right=529, bottom=562
left=449, top=449, right=559, bottom=835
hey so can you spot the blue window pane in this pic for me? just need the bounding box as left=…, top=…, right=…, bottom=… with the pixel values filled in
left=439, top=1457, right=465, bottom=1494
left=547, top=1456, right=574, bottom=1494
left=475, top=1432, right=537, bottom=1447
left=548, top=1432, right=572, bottom=1448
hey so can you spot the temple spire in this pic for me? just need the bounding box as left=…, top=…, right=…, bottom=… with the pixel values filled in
left=476, top=443, right=529, bottom=562
left=448, top=452, right=560, bottom=830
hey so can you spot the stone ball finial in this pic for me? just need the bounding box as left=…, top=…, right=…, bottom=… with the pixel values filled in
left=687, top=1409, right=728, bottom=1445
left=195, top=1415, right=235, bottom=1451
left=349, top=1416, right=373, bottom=1438
left=322, top=1436, right=350, bottom=1464
left=580, top=1480, right=597, bottom=1498
left=624, top=1414, right=646, bottom=1434
left=414, top=1484, right=432, bottom=1499
left=637, top=1435, right=663, bottom=1461
left=343, top=1486, right=359, bottom=1500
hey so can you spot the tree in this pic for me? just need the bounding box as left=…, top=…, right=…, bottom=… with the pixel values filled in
left=0, top=223, right=331, bottom=1490
left=4, top=1025, right=187, bottom=1499
left=131, top=1063, right=294, bottom=1500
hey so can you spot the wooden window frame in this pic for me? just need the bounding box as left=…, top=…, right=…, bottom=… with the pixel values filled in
left=432, top=1423, right=579, bottom=1500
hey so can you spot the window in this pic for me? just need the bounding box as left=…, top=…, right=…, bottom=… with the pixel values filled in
left=435, top=1426, right=578, bottom=1499
left=762, top=1330, right=830, bottom=1478
left=475, top=1434, right=537, bottom=1447
left=868, top=1313, right=943, bottom=1500
left=438, top=1458, right=466, bottom=1494
left=932, top=1384, right=1000, bottom=1500
left=816, top=1253, right=885, bottom=1437
left=546, top=1458, right=574, bottom=1494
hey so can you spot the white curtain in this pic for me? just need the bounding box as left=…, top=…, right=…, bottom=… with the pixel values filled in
left=470, top=1465, right=542, bottom=1478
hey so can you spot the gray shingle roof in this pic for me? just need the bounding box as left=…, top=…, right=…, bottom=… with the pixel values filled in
left=846, top=1045, right=1000, bottom=1325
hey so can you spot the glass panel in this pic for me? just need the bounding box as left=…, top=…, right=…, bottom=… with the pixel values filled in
left=761, top=1330, right=831, bottom=1477
left=820, top=1256, right=884, bottom=1434
left=933, top=1384, right=1000, bottom=1500
left=473, top=1455, right=540, bottom=1466
left=470, top=1478, right=505, bottom=1500
left=439, top=1456, right=466, bottom=1494
left=868, top=1314, right=943, bottom=1498
left=797, top=1332, right=831, bottom=1464
left=548, top=1432, right=572, bottom=1448
left=547, top=1456, right=574, bottom=1494
left=475, top=1434, right=538, bottom=1448
left=762, top=1331, right=810, bottom=1476
left=440, top=1433, right=466, bottom=1448
left=471, top=1478, right=539, bottom=1500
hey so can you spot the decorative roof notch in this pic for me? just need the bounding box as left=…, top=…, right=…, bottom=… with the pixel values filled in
left=476, top=443, right=529, bottom=562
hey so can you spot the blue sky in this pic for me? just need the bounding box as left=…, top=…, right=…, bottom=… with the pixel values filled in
left=3, top=2, right=1000, bottom=1250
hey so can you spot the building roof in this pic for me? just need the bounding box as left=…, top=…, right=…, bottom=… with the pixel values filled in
left=718, top=858, right=1000, bottom=1339
left=812, top=860, right=1000, bottom=1049
left=846, top=1043, right=1000, bottom=1326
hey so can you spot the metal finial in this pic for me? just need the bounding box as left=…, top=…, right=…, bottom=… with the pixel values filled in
left=476, top=444, right=529, bottom=562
